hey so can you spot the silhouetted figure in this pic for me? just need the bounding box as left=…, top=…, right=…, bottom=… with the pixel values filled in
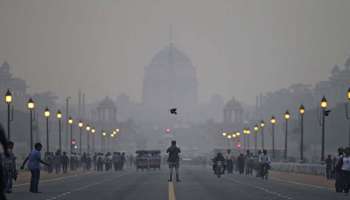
left=21, top=143, right=49, bottom=193
left=62, top=152, right=69, bottom=173
left=325, top=155, right=333, bottom=180
left=335, top=147, right=345, bottom=193
left=237, top=154, right=245, bottom=175
left=341, top=147, right=350, bottom=195
left=166, top=140, right=181, bottom=182
left=213, top=152, right=226, bottom=172
left=226, top=150, right=234, bottom=174
left=0, top=124, right=9, bottom=200
left=2, top=141, right=17, bottom=193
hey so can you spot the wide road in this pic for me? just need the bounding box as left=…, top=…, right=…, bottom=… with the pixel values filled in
left=7, top=166, right=348, bottom=200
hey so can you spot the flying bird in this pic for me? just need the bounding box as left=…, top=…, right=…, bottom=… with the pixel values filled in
left=170, top=108, right=177, bottom=115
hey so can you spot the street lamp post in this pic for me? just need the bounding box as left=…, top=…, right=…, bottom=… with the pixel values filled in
left=260, top=121, right=265, bottom=150
left=101, top=131, right=107, bottom=153
left=78, top=121, right=84, bottom=154
left=91, top=128, right=96, bottom=153
left=320, top=96, right=330, bottom=162
left=86, top=125, right=91, bottom=153
left=270, top=116, right=277, bottom=159
left=284, top=110, right=291, bottom=160
left=65, top=97, right=71, bottom=152
left=27, top=98, right=35, bottom=151
left=253, top=125, right=259, bottom=153
left=68, top=117, right=73, bottom=154
left=299, top=105, right=305, bottom=161
left=5, top=89, right=13, bottom=140
left=44, top=107, right=50, bottom=153
left=57, top=110, right=62, bottom=151
left=246, top=129, right=251, bottom=150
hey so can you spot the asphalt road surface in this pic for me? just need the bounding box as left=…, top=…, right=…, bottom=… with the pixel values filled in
left=7, top=166, right=349, bottom=200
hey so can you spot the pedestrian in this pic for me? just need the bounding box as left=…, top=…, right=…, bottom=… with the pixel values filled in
left=54, top=150, right=61, bottom=174
left=62, top=152, right=69, bottom=173
left=2, top=141, right=17, bottom=193
left=340, top=147, right=350, bottom=195
left=237, top=153, right=245, bottom=175
left=166, top=140, right=181, bottom=182
left=225, top=149, right=234, bottom=174
left=21, top=143, right=49, bottom=193
left=0, top=124, right=10, bottom=200
left=325, top=155, right=333, bottom=180
left=335, top=147, right=345, bottom=193
left=120, top=152, right=126, bottom=170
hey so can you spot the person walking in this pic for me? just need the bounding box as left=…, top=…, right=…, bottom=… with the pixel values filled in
left=2, top=141, right=17, bottom=193
left=21, top=143, right=49, bottom=193
left=166, top=140, right=181, bottom=182
left=325, top=155, right=333, bottom=180
left=335, top=147, right=345, bottom=193
left=341, top=147, right=350, bottom=195
left=62, top=152, right=69, bottom=173
left=0, top=124, right=10, bottom=200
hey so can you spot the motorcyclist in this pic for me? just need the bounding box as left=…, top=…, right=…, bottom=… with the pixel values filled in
left=213, top=152, right=226, bottom=174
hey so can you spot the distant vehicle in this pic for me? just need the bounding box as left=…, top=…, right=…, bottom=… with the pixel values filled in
left=214, top=161, right=225, bottom=178
left=135, top=150, right=161, bottom=170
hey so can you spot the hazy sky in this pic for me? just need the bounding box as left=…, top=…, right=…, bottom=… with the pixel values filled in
left=0, top=0, right=349, bottom=105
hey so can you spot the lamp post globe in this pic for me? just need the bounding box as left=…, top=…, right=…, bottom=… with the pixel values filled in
left=5, top=89, right=12, bottom=104
left=321, top=96, right=328, bottom=109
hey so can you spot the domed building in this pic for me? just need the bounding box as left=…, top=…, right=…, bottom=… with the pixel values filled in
left=142, top=44, right=198, bottom=122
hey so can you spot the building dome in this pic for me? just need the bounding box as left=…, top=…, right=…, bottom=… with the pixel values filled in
left=98, top=96, right=116, bottom=109
left=148, top=43, right=192, bottom=68
left=142, top=44, right=198, bottom=121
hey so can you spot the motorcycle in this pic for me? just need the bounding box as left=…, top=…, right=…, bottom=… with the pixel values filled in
left=214, top=161, right=225, bottom=178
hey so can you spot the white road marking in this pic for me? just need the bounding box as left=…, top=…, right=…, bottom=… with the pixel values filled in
left=14, top=172, right=94, bottom=187
left=270, top=177, right=333, bottom=191
left=43, top=173, right=131, bottom=200
left=224, top=177, right=293, bottom=199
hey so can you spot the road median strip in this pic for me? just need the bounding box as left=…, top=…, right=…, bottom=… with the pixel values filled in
left=168, top=182, right=176, bottom=200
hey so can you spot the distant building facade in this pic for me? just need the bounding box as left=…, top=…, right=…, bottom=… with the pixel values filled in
left=142, top=43, right=198, bottom=122
left=0, top=61, right=28, bottom=110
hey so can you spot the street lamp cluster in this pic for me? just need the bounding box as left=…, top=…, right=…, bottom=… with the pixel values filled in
left=2, top=89, right=121, bottom=154
left=221, top=88, right=350, bottom=163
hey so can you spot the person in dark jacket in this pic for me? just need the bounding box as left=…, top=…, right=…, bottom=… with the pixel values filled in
left=166, top=141, right=181, bottom=182
left=2, top=141, right=17, bottom=193
left=335, top=147, right=345, bottom=193
left=0, top=124, right=9, bottom=200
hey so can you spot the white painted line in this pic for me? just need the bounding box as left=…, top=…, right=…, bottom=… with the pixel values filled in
left=270, top=177, right=333, bottom=191
left=224, top=177, right=293, bottom=199
left=43, top=173, right=131, bottom=200
left=14, top=172, right=94, bottom=187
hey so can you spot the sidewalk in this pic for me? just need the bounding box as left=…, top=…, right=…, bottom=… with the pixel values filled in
left=14, top=170, right=90, bottom=185
left=270, top=170, right=334, bottom=190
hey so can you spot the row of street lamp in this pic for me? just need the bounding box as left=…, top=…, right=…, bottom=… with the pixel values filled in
left=3, top=89, right=120, bottom=154
left=222, top=88, right=350, bottom=162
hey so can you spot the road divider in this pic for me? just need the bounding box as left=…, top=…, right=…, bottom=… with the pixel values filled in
left=168, top=182, right=176, bottom=200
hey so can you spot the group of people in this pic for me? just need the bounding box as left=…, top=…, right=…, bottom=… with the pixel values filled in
left=331, top=147, right=350, bottom=195
left=41, top=151, right=126, bottom=173
left=20, top=147, right=129, bottom=194
left=213, top=149, right=271, bottom=179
